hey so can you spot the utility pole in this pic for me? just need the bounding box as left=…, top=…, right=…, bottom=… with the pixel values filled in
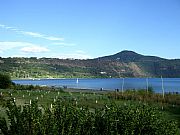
left=146, top=78, right=149, bottom=93
left=122, top=78, right=124, bottom=95
left=161, top=76, right=164, bottom=99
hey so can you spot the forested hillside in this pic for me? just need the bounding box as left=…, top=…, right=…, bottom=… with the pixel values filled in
left=1, top=50, right=180, bottom=79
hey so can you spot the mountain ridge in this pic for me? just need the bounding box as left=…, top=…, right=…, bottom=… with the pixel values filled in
left=0, top=50, right=180, bottom=78
left=96, top=50, right=167, bottom=62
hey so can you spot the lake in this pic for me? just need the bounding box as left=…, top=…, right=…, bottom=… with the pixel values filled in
left=13, top=78, right=180, bottom=93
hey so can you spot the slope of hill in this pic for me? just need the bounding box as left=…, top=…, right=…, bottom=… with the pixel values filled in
left=0, top=50, right=180, bottom=79
left=97, top=50, right=166, bottom=62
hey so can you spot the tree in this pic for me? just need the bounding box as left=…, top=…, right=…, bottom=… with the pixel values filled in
left=0, top=73, right=12, bottom=89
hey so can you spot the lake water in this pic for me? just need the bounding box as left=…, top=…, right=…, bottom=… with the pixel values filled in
left=13, top=78, right=180, bottom=93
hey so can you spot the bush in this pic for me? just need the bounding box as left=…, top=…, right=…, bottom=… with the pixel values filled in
left=0, top=99, right=179, bottom=135
left=147, top=86, right=154, bottom=93
left=0, top=73, right=12, bottom=89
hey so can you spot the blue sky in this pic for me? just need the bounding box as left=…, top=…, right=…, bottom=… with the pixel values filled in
left=0, top=0, right=180, bottom=59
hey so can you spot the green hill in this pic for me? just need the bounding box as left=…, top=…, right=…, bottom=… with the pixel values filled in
left=1, top=50, right=180, bottom=79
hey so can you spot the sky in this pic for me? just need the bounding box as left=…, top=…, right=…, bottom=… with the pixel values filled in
left=0, top=0, right=180, bottom=59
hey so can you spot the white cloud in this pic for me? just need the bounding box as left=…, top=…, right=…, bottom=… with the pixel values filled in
left=0, top=24, right=18, bottom=31
left=0, top=41, right=26, bottom=51
left=56, top=54, right=91, bottom=59
left=0, top=41, right=49, bottom=53
left=45, top=36, right=64, bottom=41
left=75, top=50, right=86, bottom=53
left=52, top=50, right=92, bottom=59
left=21, top=31, right=44, bottom=38
left=0, top=24, right=5, bottom=28
left=21, top=46, right=49, bottom=53
left=21, top=31, right=64, bottom=41
left=11, top=28, right=19, bottom=31
left=0, top=41, right=90, bottom=59
left=4, top=26, right=14, bottom=29
left=0, top=24, right=64, bottom=41
left=53, top=42, right=76, bottom=47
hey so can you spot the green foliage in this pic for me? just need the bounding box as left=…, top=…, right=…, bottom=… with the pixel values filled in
left=108, top=89, right=180, bottom=105
left=147, top=86, right=154, bottom=93
left=0, top=99, right=179, bottom=135
left=0, top=73, right=12, bottom=89
left=2, top=52, right=180, bottom=78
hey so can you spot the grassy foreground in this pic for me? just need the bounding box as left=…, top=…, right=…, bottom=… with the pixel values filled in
left=0, top=87, right=180, bottom=134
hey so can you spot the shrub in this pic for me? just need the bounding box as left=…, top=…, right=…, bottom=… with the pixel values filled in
left=0, top=73, right=12, bottom=89
left=0, top=99, right=179, bottom=135
left=147, top=86, right=154, bottom=93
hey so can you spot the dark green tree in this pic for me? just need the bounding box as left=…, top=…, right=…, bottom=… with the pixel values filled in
left=0, top=73, right=12, bottom=89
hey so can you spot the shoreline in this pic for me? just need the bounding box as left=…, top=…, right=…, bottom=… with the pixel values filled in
left=12, top=77, right=180, bottom=80
left=12, top=78, right=180, bottom=93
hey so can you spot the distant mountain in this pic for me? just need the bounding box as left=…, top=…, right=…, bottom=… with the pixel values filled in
left=1, top=50, right=180, bottom=78
left=97, top=50, right=166, bottom=62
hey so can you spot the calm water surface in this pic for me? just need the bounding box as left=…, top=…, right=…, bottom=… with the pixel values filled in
left=13, top=78, right=180, bottom=93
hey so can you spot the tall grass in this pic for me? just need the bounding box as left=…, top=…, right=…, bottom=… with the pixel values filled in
left=108, top=89, right=180, bottom=105
left=0, top=99, right=179, bottom=135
